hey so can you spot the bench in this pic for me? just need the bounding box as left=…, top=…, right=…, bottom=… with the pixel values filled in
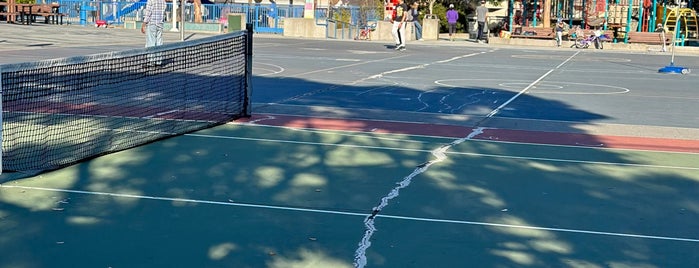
left=627, top=31, right=671, bottom=45
left=25, top=4, right=64, bottom=25
left=512, top=26, right=555, bottom=39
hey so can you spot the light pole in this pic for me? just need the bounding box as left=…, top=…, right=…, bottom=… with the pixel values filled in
left=171, top=0, right=179, bottom=32
left=180, top=0, right=186, bottom=41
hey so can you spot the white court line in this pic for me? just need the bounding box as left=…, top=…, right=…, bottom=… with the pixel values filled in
left=485, top=51, right=579, bottom=118
left=1, top=184, right=697, bottom=244
left=184, top=133, right=699, bottom=171
left=292, top=54, right=409, bottom=77
left=253, top=62, right=285, bottom=76
left=353, top=51, right=586, bottom=267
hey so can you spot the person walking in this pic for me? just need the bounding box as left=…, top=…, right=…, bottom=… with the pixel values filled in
left=141, top=0, right=166, bottom=48
left=391, top=0, right=409, bottom=50
left=410, top=2, right=422, bottom=41
left=446, top=4, right=458, bottom=41
left=476, top=0, right=488, bottom=43
left=141, top=0, right=166, bottom=65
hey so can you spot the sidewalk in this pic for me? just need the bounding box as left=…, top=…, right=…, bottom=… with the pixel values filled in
left=429, top=33, right=699, bottom=55
left=0, top=23, right=216, bottom=64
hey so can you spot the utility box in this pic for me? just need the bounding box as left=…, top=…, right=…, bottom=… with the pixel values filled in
left=227, top=13, right=246, bottom=32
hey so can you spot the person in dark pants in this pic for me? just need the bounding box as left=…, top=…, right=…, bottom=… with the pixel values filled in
left=476, top=0, right=488, bottom=43
left=446, top=4, right=458, bottom=41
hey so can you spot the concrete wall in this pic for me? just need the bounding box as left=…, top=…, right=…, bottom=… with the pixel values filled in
left=281, top=18, right=440, bottom=41
left=283, top=18, right=326, bottom=38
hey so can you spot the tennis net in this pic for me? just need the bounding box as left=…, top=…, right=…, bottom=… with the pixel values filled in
left=0, top=29, right=252, bottom=175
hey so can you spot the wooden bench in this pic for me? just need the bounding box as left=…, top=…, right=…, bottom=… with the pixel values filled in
left=627, top=31, right=671, bottom=45
left=26, top=4, right=64, bottom=25
left=512, top=26, right=555, bottom=39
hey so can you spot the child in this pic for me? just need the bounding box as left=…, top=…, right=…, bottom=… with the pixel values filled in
left=555, top=18, right=566, bottom=47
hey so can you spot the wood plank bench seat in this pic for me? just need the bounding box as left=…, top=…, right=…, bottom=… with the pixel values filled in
left=627, top=31, right=672, bottom=45
left=29, top=4, right=63, bottom=24
left=512, top=26, right=555, bottom=39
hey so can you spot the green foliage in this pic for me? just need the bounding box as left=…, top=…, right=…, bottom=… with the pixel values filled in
left=373, top=0, right=384, bottom=20
left=357, top=0, right=383, bottom=25
left=332, top=7, right=352, bottom=28
left=1, top=0, right=36, bottom=3
left=0, top=0, right=35, bottom=3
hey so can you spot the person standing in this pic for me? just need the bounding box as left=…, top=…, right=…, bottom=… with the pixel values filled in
left=446, top=4, right=458, bottom=41
left=391, top=0, right=409, bottom=50
left=410, top=2, right=422, bottom=41
left=476, top=0, right=488, bottom=43
left=268, top=0, right=278, bottom=27
left=555, top=18, right=565, bottom=47
left=141, top=0, right=166, bottom=48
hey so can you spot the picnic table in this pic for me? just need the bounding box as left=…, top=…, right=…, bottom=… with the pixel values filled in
left=1, top=1, right=62, bottom=25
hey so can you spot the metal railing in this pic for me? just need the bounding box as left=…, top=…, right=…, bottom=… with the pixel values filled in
left=53, top=0, right=307, bottom=27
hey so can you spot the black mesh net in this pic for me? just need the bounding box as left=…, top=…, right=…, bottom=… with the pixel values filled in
left=0, top=31, right=251, bottom=174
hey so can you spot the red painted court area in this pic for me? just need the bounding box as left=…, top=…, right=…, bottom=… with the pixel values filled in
left=239, top=114, right=699, bottom=153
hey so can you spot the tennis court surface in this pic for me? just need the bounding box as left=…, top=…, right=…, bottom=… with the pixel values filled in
left=1, top=28, right=699, bottom=268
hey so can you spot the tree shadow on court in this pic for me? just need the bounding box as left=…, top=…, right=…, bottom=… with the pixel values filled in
left=1, top=75, right=698, bottom=267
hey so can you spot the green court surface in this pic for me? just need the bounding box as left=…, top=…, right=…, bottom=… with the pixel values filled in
left=1, top=123, right=698, bottom=267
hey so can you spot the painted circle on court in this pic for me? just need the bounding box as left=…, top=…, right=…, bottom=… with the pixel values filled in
left=499, top=82, right=564, bottom=90
left=435, top=79, right=630, bottom=95
left=253, top=62, right=285, bottom=76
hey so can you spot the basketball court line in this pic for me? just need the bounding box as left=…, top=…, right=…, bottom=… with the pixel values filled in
left=2, top=184, right=697, bottom=245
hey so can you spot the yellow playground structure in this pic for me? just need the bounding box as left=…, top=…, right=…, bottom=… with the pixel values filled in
left=662, top=7, right=699, bottom=40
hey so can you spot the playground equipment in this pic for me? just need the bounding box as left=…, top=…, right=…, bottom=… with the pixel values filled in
left=508, top=0, right=698, bottom=44
left=659, top=6, right=691, bottom=73
left=662, top=7, right=699, bottom=42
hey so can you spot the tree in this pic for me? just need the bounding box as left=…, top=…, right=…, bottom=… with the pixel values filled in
left=194, top=0, right=203, bottom=23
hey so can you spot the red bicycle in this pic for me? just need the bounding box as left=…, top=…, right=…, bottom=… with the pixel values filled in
left=355, top=22, right=377, bottom=41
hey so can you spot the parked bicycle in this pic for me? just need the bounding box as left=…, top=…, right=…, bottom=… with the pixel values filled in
left=355, top=22, right=377, bottom=41
left=570, top=27, right=609, bottom=49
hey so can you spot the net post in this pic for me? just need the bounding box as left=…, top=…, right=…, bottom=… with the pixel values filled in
left=0, top=68, right=3, bottom=174
left=243, top=23, right=254, bottom=117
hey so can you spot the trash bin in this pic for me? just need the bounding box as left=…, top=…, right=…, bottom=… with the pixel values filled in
left=467, top=15, right=477, bottom=39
